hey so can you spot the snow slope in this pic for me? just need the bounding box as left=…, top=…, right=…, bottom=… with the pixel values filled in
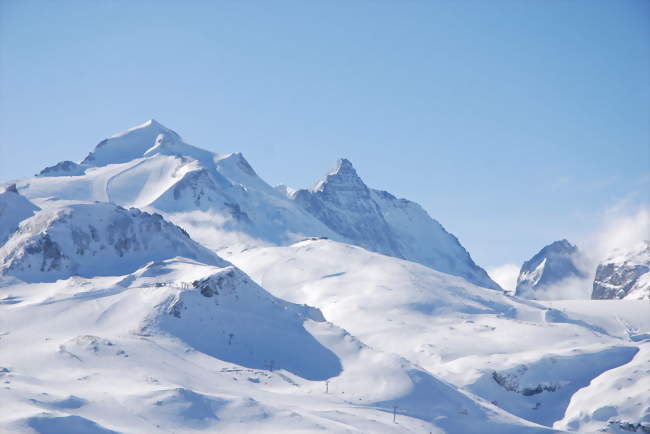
left=0, top=258, right=553, bottom=433
left=224, top=238, right=649, bottom=431
left=0, top=202, right=221, bottom=282
left=3, top=119, right=647, bottom=433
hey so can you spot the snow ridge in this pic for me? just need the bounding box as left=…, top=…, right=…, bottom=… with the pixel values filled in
left=292, top=159, right=501, bottom=290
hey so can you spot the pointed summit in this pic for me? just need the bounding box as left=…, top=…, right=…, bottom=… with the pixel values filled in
left=516, top=239, right=586, bottom=299
left=312, top=158, right=367, bottom=194
left=331, top=158, right=356, bottom=175
left=80, top=120, right=206, bottom=167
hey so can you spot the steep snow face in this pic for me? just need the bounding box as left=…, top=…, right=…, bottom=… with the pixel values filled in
left=292, top=159, right=401, bottom=257
left=0, top=202, right=222, bottom=282
left=138, top=260, right=342, bottom=381
left=592, top=241, right=650, bottom=300
left=292, top=159, right=500, bottom=290
left=516, top=240, right=586, bottom=299
left=0, top=185, right=40, bottom=246
left=370, top=188, right=501, bottom=290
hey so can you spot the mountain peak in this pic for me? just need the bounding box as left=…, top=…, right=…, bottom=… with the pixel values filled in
left=516, top=239, right=585, bottom=299
left=332, top=158, right=356, bottom=175
left=546, top=239, right=575, bottom=252
left=81, top=120, right=188, bottom=167
left=312, top=158, right=365, bottom=193
left=592, top=240, right=650, bottom=300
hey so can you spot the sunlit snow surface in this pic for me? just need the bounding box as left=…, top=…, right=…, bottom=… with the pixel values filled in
left=1, top=120, right=648, bottom=433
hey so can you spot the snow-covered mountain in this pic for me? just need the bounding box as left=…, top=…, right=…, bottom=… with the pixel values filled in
left=22, top=120, right=339, bottom=251
left=592, top=240, right=650, bottom=300
left=0, top=184, right=40, bottom=246
left=291, top=159, right=501, bottom=290
left=2, top=119, right=649, bottom=433
left=0, top=202, right=222, bottom=282
left=224, top=238, right=649, bottom=432
left=0, top=221, right=553, bottom=433
left=15, top=120, right=499, bottom=290
left=515, top=240, right=586, bottom=299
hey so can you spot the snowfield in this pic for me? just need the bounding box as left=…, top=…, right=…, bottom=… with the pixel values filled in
left=1, top=120, right=648, bottom=433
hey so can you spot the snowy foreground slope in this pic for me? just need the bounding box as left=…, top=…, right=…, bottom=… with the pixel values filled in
left=224, top=239, right=650, bottom=433
left=1, top=203, right=549, bottom=433
left=1, top=120, right=648, bottom=433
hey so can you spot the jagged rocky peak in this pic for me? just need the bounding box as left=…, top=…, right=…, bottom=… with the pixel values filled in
left=292, top=159, right=399, bottom=257
left=290, top=159, right=501, bottom=290
left=592, top=240, right=650, bottom=300
left=516, top=239, right=586, bottom=299
left=312, top=158, right=368, bottom=195
left=0, top=202, right=224, bottom=282
left=37, top=160, right=85, bottom=177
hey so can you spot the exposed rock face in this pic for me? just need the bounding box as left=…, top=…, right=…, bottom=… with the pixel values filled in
left=37, top=160, right=85, bottom=177
left=292, top=159, right=501, bottom=290
left=516, top=239, right=586, bottom=299
left=292, top=159, right=400, bottom=257
left=0, top=202, right=223, bottom=282
left=592, top=241, right=650, bottom=300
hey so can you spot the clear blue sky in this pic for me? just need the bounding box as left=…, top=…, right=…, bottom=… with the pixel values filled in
left=1, top=0, right=648, bottom=269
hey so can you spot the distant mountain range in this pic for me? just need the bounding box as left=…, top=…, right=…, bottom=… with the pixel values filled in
left=15, top=119, right=500, bottom=290
left=1, top=120, right=647, bottom=434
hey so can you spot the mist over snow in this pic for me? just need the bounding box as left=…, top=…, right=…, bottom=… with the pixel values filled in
left=487, top=263, right=519, bottom=293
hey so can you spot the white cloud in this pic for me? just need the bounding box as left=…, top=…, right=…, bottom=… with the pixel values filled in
left=536, top=204, right=649, bottom=300
left=487, top=204, right=649, bottom=300
left=590, top=205, right=650, bottom=261
left=487, top=263, right=519, bottom=293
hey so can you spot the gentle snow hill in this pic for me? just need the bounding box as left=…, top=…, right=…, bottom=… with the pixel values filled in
left=224, top=238, right=648, bottom=431
left=0, top=185, right=40, bottom=246
left=291, top=158, right=501, bottom=290
left=19, top=120, right=499, bottom=289
left=0, top=258, right=553, bottom=433
left=592, top=240, right=650, bottom=300
left=0, top=202, right=222, bottom=282
left=516, top=239, right=587, bottom=299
